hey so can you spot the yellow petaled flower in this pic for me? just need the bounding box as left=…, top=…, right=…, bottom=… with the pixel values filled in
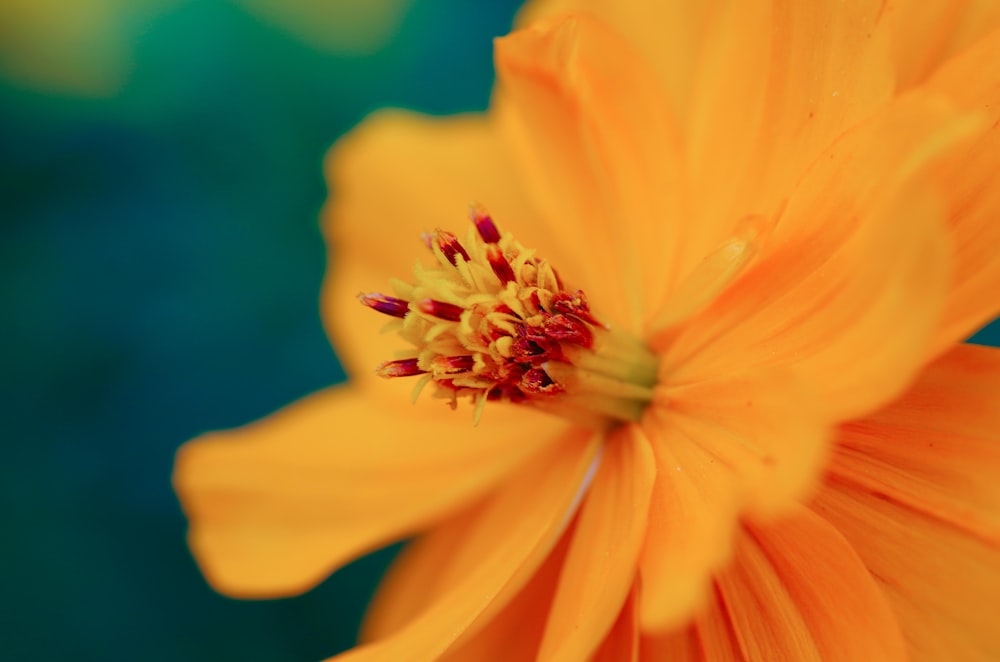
left=174, top=2, right=1000, bottom=660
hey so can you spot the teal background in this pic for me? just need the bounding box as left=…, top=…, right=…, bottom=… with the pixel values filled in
left=1, top=2, right=998, bottom=660
left=1, top=2, right=523, bottom=660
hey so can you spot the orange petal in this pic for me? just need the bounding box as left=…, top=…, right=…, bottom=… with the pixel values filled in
left=493, top=13, right=687, bottom=330
left=515, top=1, right=717, bottom=125
left=919, top=30, right=1000, bottom=346
left=332, top=431, right=602, bottom=661
left=813, top=482, right=1000, bottom=660
left=659, top=94, right=979, bottom=421
left=638, top=370, right=829, bottom=631
left=538, top=425, right=655, bottom=661
left=710, top=508, right=906, bottom=661
left=589, top=584, right=640, bottom=662
left=680, top=0, right=896, bottom=246
left=520, top=3, right=896, bottom=239
left=812, top=343, right=1000, bottom=659
left=174, top=384, right=572, bottom=597
left=892, top=0, right=1000, bottom=89
left=831, top=343, right=1000, bottom=542
left=364, top=509, right=574, bottom=661
left=321, top=110, right=565, bottom=386
left=639, top=625, right=704, bottom=662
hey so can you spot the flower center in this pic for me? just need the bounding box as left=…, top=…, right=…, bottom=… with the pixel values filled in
left=359, top=205, right=659, bottom=428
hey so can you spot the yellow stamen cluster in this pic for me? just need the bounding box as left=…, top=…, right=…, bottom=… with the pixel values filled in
left=360, top=205, right=658, bottom=427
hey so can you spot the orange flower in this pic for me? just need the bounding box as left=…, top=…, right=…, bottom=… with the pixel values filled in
left=174, top=2, right=1000, bottom=660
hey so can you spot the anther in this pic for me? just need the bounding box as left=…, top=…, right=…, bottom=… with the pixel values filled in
left=549, top=290, right=600, bottom=325
left=434, top=229, right=470, bottom=266
left=486, top=244, right=516, bottom=285
left=432, top=355, right=476, bottom=374
left=417, top=298, right=465, bottom=322
left=542, top=314, right=593, bottom=348
left=358, top=293, right=410, bottom=318
left=376, top=358, right=426, bottom=378
left=470, top=203, right=502, bottom=244
left=520, top=367, right=564, bottom=394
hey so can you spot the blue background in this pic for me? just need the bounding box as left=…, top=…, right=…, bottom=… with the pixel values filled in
left=1, top=2, right=997, bottom=660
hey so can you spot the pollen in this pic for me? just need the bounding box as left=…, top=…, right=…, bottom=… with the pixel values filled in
left=360, top=204, right=658, bottom=427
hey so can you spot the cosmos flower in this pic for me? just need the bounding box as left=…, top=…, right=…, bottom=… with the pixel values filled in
left=175, top=2, right=1000, bottom=660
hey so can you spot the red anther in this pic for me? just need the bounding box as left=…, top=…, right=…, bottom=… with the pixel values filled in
left=470, top=203, right=502, bottom=244
left=495, top=361, right=526, bottom=383
left=376, top=358, right=426, bottom=378
left=433, top=354, right=476, bottom=374
left=520, top=368, right=564, bottom=395
left=510, top=336, right=558, bottom=362
left=550, top=290, right=600, bottom=325
left=434, top=229, right=470, bottom=266
left=417, top=298, right=465, bottom=322
left=542, top=314, right=594, bottom=348
left=486, top=244, right=516, bottom=285
left=358, top=292, right=410, bottom=318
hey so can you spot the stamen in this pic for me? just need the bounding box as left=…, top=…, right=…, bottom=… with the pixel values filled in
left=432, top=355, right=476, bottom=374
left=433, top=229, right=470, bottom=266
left=358, top=292, right=409, bottom=318
left=360, top=204, right=659, bottom=427
left=520, top=367, right=564, bottom=394
left=470, top=203, right=501, bottom=244
left=417, top=298, right=464, bottom=322
left=376, top=358, right=426, bottom=378
left=542, top=314, right=593, bottom=348
left=486, top=244, right=516, bottom=285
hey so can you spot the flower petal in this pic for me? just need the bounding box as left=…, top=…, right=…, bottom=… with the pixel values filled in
left=538, top=425, right=655, bottom=662
left=638, top=370, right=829, bottom=631
left=711, top=508, right=906, bottom=661
left=831, top=343, right=1000, bottom=541
left=589, top=584, right=639, bottom=662
left=660, top=94, right=978, bottom=421
left=321, top=110, right=565, bottom=384
left=640, top=509, right=908, bottom=660
left=812, top=343, right=1000, bottom=659
left=892, top=1, right=1000, bottom=89
left=333, top=431, right=602, bottom=661
left=812, top=482, right=1000, bottom=660
left=364, top=509, right=574, bottom=661
left=174, top=385, right=571, bottom=597
left=493, top=13, right=687, bottom=329
left=527, top=0, right=896, bottom=250
left=919, top=30, right=1000, bottom=346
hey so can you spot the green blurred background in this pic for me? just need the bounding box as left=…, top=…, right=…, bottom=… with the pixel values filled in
left=0, top=1, right=523, bottom=659
left=1, top=1, right=997, bottom=660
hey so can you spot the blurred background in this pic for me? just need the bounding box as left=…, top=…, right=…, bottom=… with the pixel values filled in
left=0, top=1, right=523, bottom=659
left=1, top=1, right=998, bottom=660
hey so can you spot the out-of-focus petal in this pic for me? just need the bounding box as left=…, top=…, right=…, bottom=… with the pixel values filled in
left=710, top=508, right=905, bottom=660
left=589, top=584, right=640, bottom=662
left=919, top=30, right=1000, bottom=346
left=364, top=510, right=573, bottom=661
left=639, top=370, right=828, bottom=630
left=332, top=431, right=602, bottom=661
left=831, top=343, right=1000, bottom=541
left=892, top=1, right=1000, bottom=89
left=493, top=13, right=687, bottom=330
left=524, top=0, right=896, bottom=254
left=813, top=343, right=1000, bottom=659
left=660, top=95, right=978, bottom=421
left=538, top=426, right=655, bottom=661
left=174, top=385, right=572, bottom=597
